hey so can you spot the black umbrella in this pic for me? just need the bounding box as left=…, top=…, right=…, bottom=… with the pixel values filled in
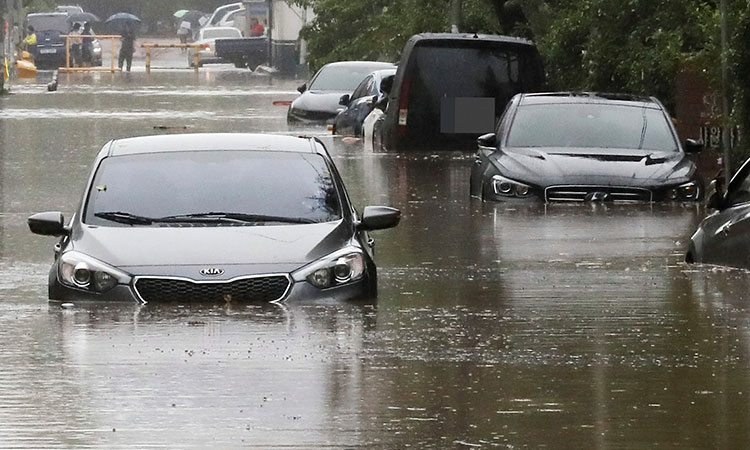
left=181, top=10, right=205, bottom=27
left=67, top=11, right=100, bottom=24
left=104, top=12, right=141, bottom=32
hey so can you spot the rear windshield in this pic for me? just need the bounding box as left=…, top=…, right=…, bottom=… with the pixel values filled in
left=309, top=64, right=392, bottom=92
left=407, top=43, right=542, bottom=107
left=202, top=28, right=241, bottom=40
left=27, top=15, right=69, bottom=32
left=84, top=151, right=342, bottom=226
left=506, top=103, right=678, bottom=151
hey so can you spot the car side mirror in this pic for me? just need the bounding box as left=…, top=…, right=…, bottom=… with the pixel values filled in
left=684, top=138, right=703, bottom=154
left=706, top=178, right=725, bottom=210
left=375, top=96, right=388, bottom=111
left=28, top=211, right=67, bottom=236
left=297, top=83, right=307, bottom=94
left=707, top=191, right=724, bottom=210
left=338, top=94, right=350, bottom=106
left=477, top=133, right=496, bottom=150
left=358, top=206, right=401, bottom=231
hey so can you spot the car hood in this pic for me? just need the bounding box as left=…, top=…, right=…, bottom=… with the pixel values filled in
left=291, top=90, right=348, bottom=114
left=493, top=147, right=696, bottom=187
left=70, top=220, right=353, bottom=276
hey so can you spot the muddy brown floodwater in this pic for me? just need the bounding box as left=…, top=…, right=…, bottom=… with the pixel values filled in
left=1, top=64, right=750, bottom=449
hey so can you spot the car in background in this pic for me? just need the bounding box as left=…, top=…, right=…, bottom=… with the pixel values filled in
left=470, top=92, right=703, bottom=203
left=28, top=133, right=401, bottom=303
left=205, top=2, right=243, bottom=29
left=379, top=33, right=545, bottom=151
left=26, top=12, right=69, bottom=69
left=288, top=61, right=396, bottom=124
left=687, top=158, right=750, bottom=268
left=333, top=68, right=397, bottom=137
left=56, top=5, right=84, bottom=14
left=188, top=26, right=243, bottom=67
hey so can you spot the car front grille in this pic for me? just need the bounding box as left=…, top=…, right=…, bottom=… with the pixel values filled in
left=134, top=275, right=291, bottom=303
left=290, top=108, right=336, bottom=122
left=545, top=185, right=652, bottom=203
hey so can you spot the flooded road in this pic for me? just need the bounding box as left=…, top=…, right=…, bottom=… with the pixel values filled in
left=2, top=67, right=750, bottom=449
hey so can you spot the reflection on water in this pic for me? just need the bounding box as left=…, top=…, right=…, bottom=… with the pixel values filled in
left=1, top=69, right=750, bottom=448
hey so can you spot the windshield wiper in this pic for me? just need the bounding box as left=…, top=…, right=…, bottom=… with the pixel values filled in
left=94, top=211, right=154, bottom=225
left=155, top=212, right=318, bottom=225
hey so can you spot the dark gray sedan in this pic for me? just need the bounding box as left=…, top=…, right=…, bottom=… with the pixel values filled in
left=28, top=133, right=400, bottom=303
left=287, top=61, right=395, bottom=124
left=470, top=92, right=703, bottom=203
left=687, top=158, right=750, bottom=268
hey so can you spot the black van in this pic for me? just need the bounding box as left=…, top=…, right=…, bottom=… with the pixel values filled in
left=380, top=33, right=545, bottom=151
left=26, top=12, right=70, bottom=70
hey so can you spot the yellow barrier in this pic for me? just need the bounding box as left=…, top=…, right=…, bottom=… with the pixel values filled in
left=140, top=43, right=202, bottom=74
left=59, top=34, right=122, bottom=73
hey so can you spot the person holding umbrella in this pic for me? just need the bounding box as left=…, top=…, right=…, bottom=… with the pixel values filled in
left=118, top=23, right=135, bottom=72
left=81, top=22, right=93, bottom=66
left=105, top=13, right=141, bottom=72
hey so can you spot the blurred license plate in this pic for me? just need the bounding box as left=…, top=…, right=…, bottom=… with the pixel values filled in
left=38, top=49, right=56, bottom=54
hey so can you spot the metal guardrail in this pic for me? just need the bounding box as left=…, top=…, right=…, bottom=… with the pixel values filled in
left=141, top=43, right=202, bottom=74
left=59, top=34, right=122, bottom=73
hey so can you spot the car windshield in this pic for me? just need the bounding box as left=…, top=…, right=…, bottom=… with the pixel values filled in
left=27, top=15, right=69, bottom=32
left=309, top=64, right=391, bottom=92
left=202, top=28, right=240, bottom=40
left=84, top=151, right=342, bottom=226
left=506, top=103, right=678, bottom=151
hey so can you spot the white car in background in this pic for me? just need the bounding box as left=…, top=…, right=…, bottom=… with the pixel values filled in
left=187, top=26, right=243, bottom=67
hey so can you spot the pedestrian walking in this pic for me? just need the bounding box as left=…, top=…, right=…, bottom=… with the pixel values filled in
left=81, top=22, right=93, bottom=66
left=118, top=25, right=136, bottom=72
left=177, top=20, right=190, bottom=52
left=70, top=23, right=82, bottom=67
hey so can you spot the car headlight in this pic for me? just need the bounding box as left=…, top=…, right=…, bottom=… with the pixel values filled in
left=291, top=247, right=366, bottom=289
left=59, top=251, right=131, bottom=293
left=667, top=181, right=700, bottom=201
left=492, top=174, right=532, bottom=198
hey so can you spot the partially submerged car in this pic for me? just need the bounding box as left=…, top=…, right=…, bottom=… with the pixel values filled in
left=28, top=133, right=400, bottom=303
left=333, top=68, right=397, bottom=137
left=380, top=33, right=545, bottom=151
left=687, top=159, right=750, bottom=268
left=287, top=61, right=396, bottom=124
left=470, top=92, right=703, bottom=202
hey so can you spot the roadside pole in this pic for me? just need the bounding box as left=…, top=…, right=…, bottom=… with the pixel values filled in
left=450, top=0, right=461, bottom=33
left=721, top=0, right=731, bottom=185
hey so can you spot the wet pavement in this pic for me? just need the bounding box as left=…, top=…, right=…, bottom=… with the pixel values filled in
left=1, top=64, right=750, bottom=449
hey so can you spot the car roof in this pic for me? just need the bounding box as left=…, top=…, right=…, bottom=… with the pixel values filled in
left=27, top=12, right=68, bottom=17
left=409, top=32, right=535, bottom=47
left=107, top=133, right=322, bottom=157
left=321, top=61, right=395, bottom=69
left=518, top=92, right=660, bottom=109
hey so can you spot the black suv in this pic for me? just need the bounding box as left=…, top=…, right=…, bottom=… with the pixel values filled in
left=380, top=33, right=545, bottom=151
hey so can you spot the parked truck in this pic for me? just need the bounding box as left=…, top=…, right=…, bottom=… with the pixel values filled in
left=214, top=36, right=268, bottom=69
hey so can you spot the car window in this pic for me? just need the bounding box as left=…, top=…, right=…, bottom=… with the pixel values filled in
left=210, top=5, right=240, bottom=25
left=27, top=15, right=69, bottom=32
left=350, top=76, right=373, bottom=100
left=202, top=28, right=241, bottom=40
left=309, top=64, right=391, bottom=92
left=84, top=151, right=342, bottom=226
left=506, top=103, right=678, bottom=151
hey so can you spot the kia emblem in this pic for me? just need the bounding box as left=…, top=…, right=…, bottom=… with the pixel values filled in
left=200, top=267, right=224, bottom=276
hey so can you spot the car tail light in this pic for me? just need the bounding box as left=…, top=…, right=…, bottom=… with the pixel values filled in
left=203, top=44, right=211, bottom=51
left=397, top=77, right=410, bottom=138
